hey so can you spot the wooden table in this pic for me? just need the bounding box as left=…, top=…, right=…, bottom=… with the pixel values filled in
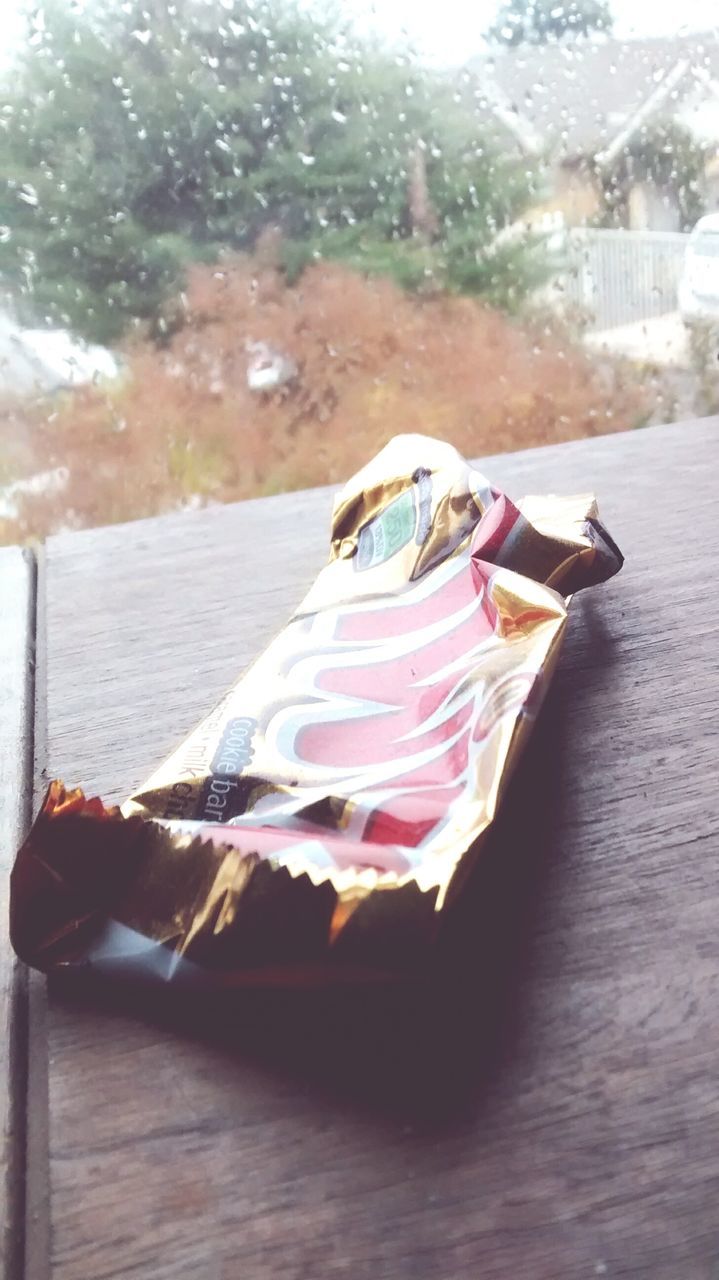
left=4, top=418, right=719, bottom=1280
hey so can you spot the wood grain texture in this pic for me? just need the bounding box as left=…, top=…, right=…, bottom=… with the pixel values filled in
left=0, top=547, right=34, bottom=1280
left=37, top=419, right=719, bottom=1280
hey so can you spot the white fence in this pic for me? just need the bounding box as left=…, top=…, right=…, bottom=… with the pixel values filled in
left=557, top=228, right=689, bottom=332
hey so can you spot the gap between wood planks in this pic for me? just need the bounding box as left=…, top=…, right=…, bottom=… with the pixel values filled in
left=0, top=547, right=36, bottom=1280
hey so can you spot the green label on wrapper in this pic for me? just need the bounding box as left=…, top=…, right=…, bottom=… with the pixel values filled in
left=356, top=488, right=417, bottom=571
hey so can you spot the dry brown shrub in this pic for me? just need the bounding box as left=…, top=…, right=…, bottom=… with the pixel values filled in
left=1, top=256, right=646, bottom=543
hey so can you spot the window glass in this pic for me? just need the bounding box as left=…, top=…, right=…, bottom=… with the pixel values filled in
left=1, top=0, right=718, bottom=544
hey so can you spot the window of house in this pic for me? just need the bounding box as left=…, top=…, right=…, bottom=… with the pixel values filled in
left=1, top=0, right=718, bottom=545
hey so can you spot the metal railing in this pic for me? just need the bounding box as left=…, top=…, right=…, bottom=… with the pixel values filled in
left=558, top=227, right=688, bottom=331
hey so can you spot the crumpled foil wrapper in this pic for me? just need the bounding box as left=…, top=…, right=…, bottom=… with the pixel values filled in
left=11, top=434, right=623, bottom=985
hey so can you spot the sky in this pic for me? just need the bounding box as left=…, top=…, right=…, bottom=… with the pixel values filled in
left=1, top=0, right=718, bottom=68
left=360, top=0, right=719, bottom=65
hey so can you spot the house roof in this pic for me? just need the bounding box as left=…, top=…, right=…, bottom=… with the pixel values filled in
left=468, top=35, right=719, bottom=162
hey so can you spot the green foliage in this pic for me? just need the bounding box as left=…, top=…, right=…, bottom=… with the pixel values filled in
left=281, top=85, right=546, bottom=299
left=488, top=0, right=613, bottom=45
left=598, top=120, right=707, bottom=232
left=281, top=228, right=435, bottom=292
left=283, top=223, right=551, bottom=309
left=0, top=0, right=547, bottom=342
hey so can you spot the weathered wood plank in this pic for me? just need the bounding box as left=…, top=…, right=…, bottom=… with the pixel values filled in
left=37, top=419, right=719, bottom=1279
left=0, top=547, right=34, bottom=1280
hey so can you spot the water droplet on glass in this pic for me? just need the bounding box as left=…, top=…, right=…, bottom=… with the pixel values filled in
left=0, top=226, right=11, bottom=243
left=298, top=152, right=316, bottom=166
left=18, top=184, right=38, bottom=207
left=131, top=28, right=152, bottom=45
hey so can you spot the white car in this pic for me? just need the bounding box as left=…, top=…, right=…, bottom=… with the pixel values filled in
left=678, top=213, right=719, bottom=331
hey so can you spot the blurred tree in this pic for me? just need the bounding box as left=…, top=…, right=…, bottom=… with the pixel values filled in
left=488, top=0, right=613, bottom=45
left=0, top=0, right=546, bottom=342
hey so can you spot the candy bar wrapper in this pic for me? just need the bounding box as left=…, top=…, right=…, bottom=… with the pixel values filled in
left=11, top=435, right=622, bottom=986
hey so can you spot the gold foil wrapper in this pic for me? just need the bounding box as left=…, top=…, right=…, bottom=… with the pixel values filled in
left=11, top=434, right=623, bottom=985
